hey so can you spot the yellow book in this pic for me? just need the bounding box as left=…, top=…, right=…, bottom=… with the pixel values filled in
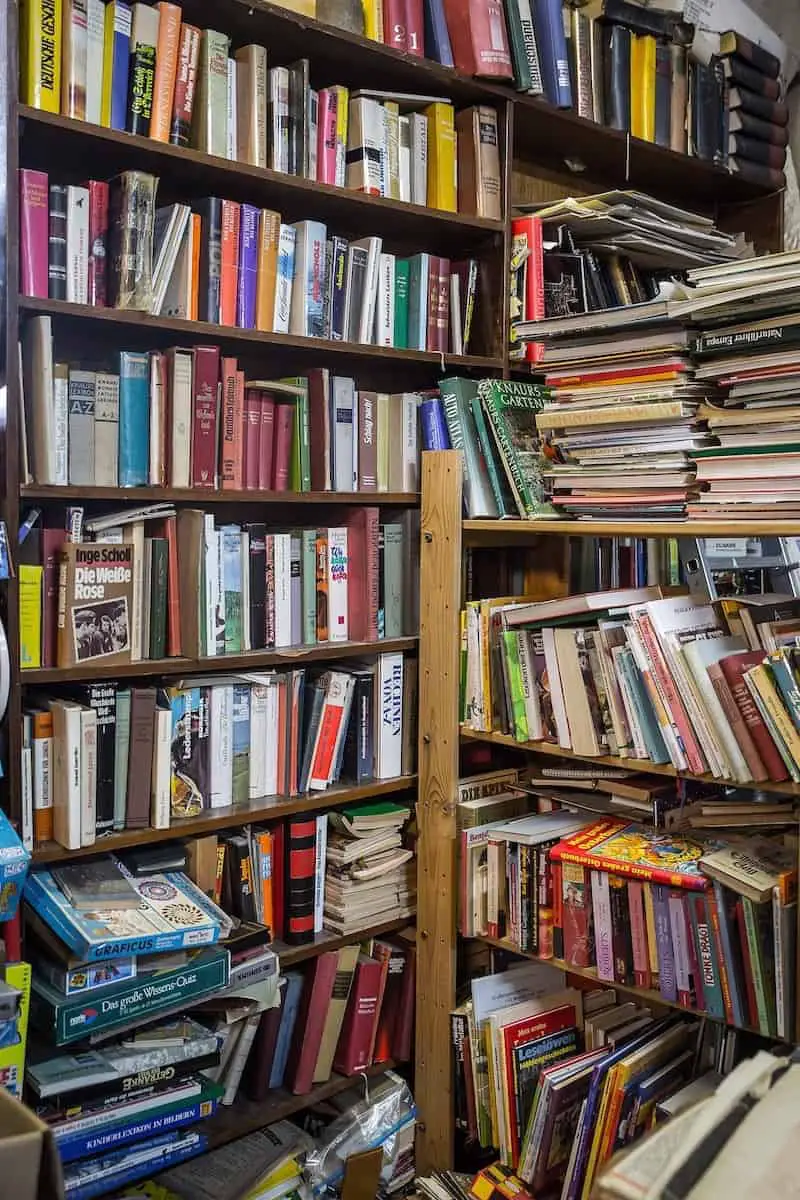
left=0, top=963, right=31, bottom=1100
left=335, top=84, right=349, bottom=185
left=271, top=0, right=315, bottom=13
left=424, top=101, right=457, bottom=212
left=255, top=209, right=281, bottom=332
left=19, top=565, right=43, bottom=669
left=362, top=0, right=384, bottom=42
left=746, top=664, right=800, bottom=775
left=20, top=0, right=62, bottom=111
left=630, top=33, right=656, bottom=142
left=642, top=884, right=659, bottom=980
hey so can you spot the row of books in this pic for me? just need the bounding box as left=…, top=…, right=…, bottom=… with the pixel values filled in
left=22, top=652, right=413, bottom=850
left=462, top=585, right=800, bottom=787
left=19, top=501, right=418, bottom=668
left=21, top=321, right=423, bottom=493
left=19, top=0, right=501, bottom=217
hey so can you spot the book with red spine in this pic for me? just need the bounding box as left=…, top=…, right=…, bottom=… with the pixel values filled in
left=405, top=0, right=424, bottom=55
left=244, top=388, right=261, bottom=490
left=170, top=23, right=201, bottom=146
left=190, top=345, right=220, bottom=488
left=219, top=200, right=241, bottom=327
left=512, top=215, right=544, bottom=366
left=345, top=506, right=379, bottom=642
left=308, top=368, right=332, bottom=491
left=393, top=943, right=415, bottom=1061
left=440, top=0, right=513, bottom=77
left=285, top=815, right=317, bottom=945
left=308, top=673, right=353, bottom=790
left=719, top=651, right=790, bottom=782
left=562, top=863, right=593, bottom=968
left=684, top=890, right=705, bottom=1012
left=272, top=403, right=294, bottom=491
left=258, top=390, right=275, bottom=490
left=549, top=819, right=711, bottom=892
left=384, top=0, right=408, bottom=51
left=150, top=1, right=182, bottom=142
left=371, top=941, right=406, bottom=1063
left=627, top=880, right=651, bottom=989
left=245, top=999, right=284, bottom=1101
left=19, top=168, right=49, bottom=298
left=289, top=951, right=339, bottom=1092
left=333, top=954, right=384, bottom=1076
left=502, top=1002, right=578, bottom=1164
left=632, top=607, right=707, bottom=776
left=220, top=357, right=243, bottom=491
left=317, top=88, right=339, bottom=186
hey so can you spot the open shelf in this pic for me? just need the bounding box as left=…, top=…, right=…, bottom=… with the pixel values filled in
left=275, top=916, right=415, bottom=967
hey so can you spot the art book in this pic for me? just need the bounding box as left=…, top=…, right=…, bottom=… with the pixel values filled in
left=57, top=543, right=135, bottom=668
left=550, top=819, right=720, bottom=892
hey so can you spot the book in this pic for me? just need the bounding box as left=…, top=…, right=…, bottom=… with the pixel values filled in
left=56, top=544, right=134, bottom=669
left=550, top=819, right=713, bottom=892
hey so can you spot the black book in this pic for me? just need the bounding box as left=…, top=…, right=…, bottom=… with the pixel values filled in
left=28, top=1043, right=220, bottom=1109
left=601, top=21, right=631, bottom=133
left=195, top=197, right=222, bottom=323
left=149, top=538, right=168, bottom=660
left=284, top=815, right=317, bottom=944
left=298, top=676, right=326, bottom=794
left=729, top=157, right=785, bottom=189
left=286, top=58, right=310, bottom=178
left=719, top=31, right=780, bottom=79
left=729, top=108, right=789, bottom=147
left=728, top=132, right=786, bottom=168
left=693, top=315, right=800, bottom=360
left=654, top=42, right=672, bottom=149
left=341, top=666, right=375, bottom=785
left=728, top=84, right=788, bottom=126
left=329, top=235, right=349, bottom=342
left=720, top=54, right=781, bottom=102
left=65, top=684, right=118, bottom=836
left=345, top=245, right=369, bottom=342
left=599, top=0, right=693, bottom=44
left=48, top=184, right=67, bottom=301
left=224, top=834, right=258, bottom=923
left=609, top=876, right=634, bottom=986
left=690, top=59, right=726, bottom=165
left=127, top=44, right=156, bottom=136
left=245, top=523, right=267, bottom=650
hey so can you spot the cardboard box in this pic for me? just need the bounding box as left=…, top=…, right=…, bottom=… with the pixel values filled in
left=0, top=1088, right=64, bottom=1200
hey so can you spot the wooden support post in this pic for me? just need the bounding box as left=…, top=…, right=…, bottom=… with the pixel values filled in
left=416, top=450, right=462, bottom=1174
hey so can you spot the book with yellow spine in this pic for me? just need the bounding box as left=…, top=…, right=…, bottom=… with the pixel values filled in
left=424, top=101, right=457, bottom=212
left=744, top=663, right=800, bottom=781
left=335, top=84, right=349, bottom=187
left=362, top=0, right=384, bottom=42
left=20, top=0, right=63, bottom=111
left=19, top=565, right=43, bottom=670
left=255, top=209, right=281, bottom=332
left=630, top=33, right=656, bottom=142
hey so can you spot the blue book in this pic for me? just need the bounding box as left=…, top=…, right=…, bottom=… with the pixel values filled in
left=57, top=1091, right=220, bottom=1163
left=118, top=350, right=150, bottom=486
left=329, top=235, right=349, bottom=341
left=104, top=2, right=132, bottom=132
left=423, top=0, right=454, bottom=66
left=615, top=649, right=670, bottom=764
left=420, top=398, right=450, bottom=450
left=533, top=0, right=573, bottom=108
left=712, top=881, right=746, bottom=1028
left=293, top=220, right=327, bottom=339
left=687, top=893, right=725, bottom=1020
left=766, top=652, right=800, bottom=733
left=407, top=253, right=430, bottom=351
left=63, top=1130, right=205, bottom=1200
left=236, top=203, right=260, bottom=329
left=651, top=885, right=677, bottom=1003
left=269, top=970, right=304, bottom=1089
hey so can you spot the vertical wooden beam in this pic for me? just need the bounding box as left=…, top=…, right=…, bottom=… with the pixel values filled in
left=416, top=450, right=462, bottom=1174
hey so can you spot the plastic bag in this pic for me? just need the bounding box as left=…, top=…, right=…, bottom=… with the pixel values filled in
left=304, top=1071, right=416, bottom=1196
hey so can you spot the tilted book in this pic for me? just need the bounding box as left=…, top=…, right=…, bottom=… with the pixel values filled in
left=549, top=818, right=719, bottom=892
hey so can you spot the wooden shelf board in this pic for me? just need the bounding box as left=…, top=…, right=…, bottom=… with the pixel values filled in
left=463, top=518, right=800, bottom=539
left=21, top=635, right=418, bottom=685
left=32, top=776, right=417, bottom=862
left=274, top=916, right=415, bottom=967
left=21, top=485, right=419, bottom=506
left=18, top=297, right=503, bottom=372
left=472, top=933, right=791, bottom=1042
left=460, top=726, right=800, bottom=800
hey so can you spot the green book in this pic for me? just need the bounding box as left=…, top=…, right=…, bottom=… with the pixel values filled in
left=221, top=525, right=242, bottom=654
left=282, top=377, right=311, bottom=491
left=478, top=379, right=557, bottom=519
left=503, top=0, right=533, bottom=90
left=741, top=896, right=777, bottom=1036
left=149, top=537, right=168, bottom=659
left=394, top=259, right=410, bottom=349
left=440, top=376, right=499, bottom=518
left=503, top=630, right=529, bottom=742
left=381, top=523, right=404, bottom=638
left=302, top=528, right=317, bottom=645
left=469, top=393, right=517, bottom=518
left=693, top=443, right=800, bottom=459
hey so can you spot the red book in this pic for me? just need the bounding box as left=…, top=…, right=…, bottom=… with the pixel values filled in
left=561, top=864, right=593, bottom=967
left=41, top=526, right=65, bottom=667
left=191, top=345, right=220, bottom=488
left=345, top=507, right=379, bottom=642
left=272, top=403, right=294, bottom=491
left=735, top=898, right=759, bottom=1027
left=219, top=200, right=241, bottom=326
left=405, top=0, right=424, bottom=55
left=511, top=215, right=544, bottom=365
left=372, top=941, right=406, bottom=1063
left=719, top=651, right=790, bottom=782
left=285, top=815, right=317, bottom=944
left=2, top=911, right=22, bottom=962
left=170, top=23, right=201, bottom=146
left=86, top=179, right=109, bottom=307
left=441, top=0, right=513, bottom=77
left=258, top=391, right=275, bottom=490
left=307, top=367, right=331, bottom=491
left=271, top=820, right=285, bottom=940
left=627, top=881, right=651, bottom=989
left=244, top=388, right=261, bottom=490
left=384, top=0, right=408, bottom=50
left=393, top=944, right=415, bottom=1061
left=333, top=954, right=384, bottom=1075
left=289, top=951, right=339, bottom=1093
left=220, top=357, right=244, bottom=491
left=426, top=255, right=439, bottom=353
left=551, top=818, right=709, bottom=892
left=502, top=1004, right=577, bottom=1163
left=161, top=514, right=181, bottom=657
left=19, top=168, right=48, bottom=298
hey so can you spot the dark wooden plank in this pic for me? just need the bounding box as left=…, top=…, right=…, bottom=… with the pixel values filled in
left=33, top=775, right=417, bottom=862
left=274, top=916, right=415, bottom=967
left=21, top=485, right=419, bottom=507
left=21, top=635, right=418, bottom=685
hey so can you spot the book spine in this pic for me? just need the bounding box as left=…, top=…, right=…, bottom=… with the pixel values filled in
left=191, top=345, right=220, bottom=488
left=150, top=1, right=181, bottom=140
left=19, top=169, right=49, bottom=298
left=66, top=185, right=89, bottom=304
left=48, top=183, right=68, bottom=300
left=197, top=197, right=222, bottom=323
left=533, top=0, right=571, bottom=107
left=86, top=180, right=109, bottom=308
left=628, top=880, right=651, bottom=988
left=127, top=43, right=156, bottom=136
left=690, top=892, right=724, bottom=1020
left=21, top=0, right=63, bottom=111
left=651, top=884, right=677, bottom=1002
left=590, top=869, right=614, bottom=981
left=285, top=816, right=316, bottom=944
left=62, top=0, right=89, bottom=119
left=235, top=203, right=259, bottom=330
left=170, top=23, right=200, bottom=145
left=219, top=199, right=240, bottom=326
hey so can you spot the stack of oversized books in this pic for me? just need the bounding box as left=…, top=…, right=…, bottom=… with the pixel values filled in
left=324, top=802, right=416, bottom=935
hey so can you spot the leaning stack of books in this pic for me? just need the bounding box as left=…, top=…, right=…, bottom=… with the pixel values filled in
left=721, top=32, right=787, bottom=190
left=324, top=802, right=416, bottom=935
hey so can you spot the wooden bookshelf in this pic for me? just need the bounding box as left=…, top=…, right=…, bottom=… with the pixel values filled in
left=21, top=485, right=420, bottom=506
left=275, top=918, right=415, bottom=968
left=463, top=518, right=800, bottom=540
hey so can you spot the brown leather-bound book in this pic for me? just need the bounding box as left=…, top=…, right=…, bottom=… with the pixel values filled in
left=175, top=508, right=204, bottom=659
left=721, top=54, right=781, bottom=101
left=719, top=30, right=780, bottom=79
left=125, top=687, right=157, bottom=828
left=455, top=106, right=502, bottom=222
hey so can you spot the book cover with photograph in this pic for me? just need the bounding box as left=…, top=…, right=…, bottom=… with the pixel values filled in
left=56, top=543, right=134, bottom=668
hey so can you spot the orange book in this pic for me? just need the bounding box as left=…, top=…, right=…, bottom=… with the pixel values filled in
left=189, top=212, right=201, bottom=321
left=255, top=209, right=281, bottom=332
left=31, top=709, right=54, bottom=844
left=150, top=2, right=182, bottom=141
left=220, top=200, right=241, bottom=326
left=315, top=532, right=329, bottom=641
left=255, top=829, right=274, bottom=936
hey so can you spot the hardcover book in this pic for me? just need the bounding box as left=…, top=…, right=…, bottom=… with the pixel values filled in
left=550, top=819, right=717, bottom=892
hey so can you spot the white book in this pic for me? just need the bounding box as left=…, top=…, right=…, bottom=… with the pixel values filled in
left=314, top=813, right=328, bottom=934
left=273, top=224, right=296, bottom=334
left=326, top=527, right=349, bottom=642
left=350, top=236, right=382, bottom=345
left=273, top=532, right=293, bottom=648
left=345, top=96, right=382, bottom=193
left=53, top=362, right=69, bottom=486
left=398, top=114, right=411, bottom=202
left=269, top=66, right=290, bottom=172
left=222, top=1012, right=261, bottom=1105
left=51, top=701, right=82, bottom=851
left=409, top=112, right=428, bottom=206
left=226, top=58, right=237, bottom=160
left=129, top=521, right=145, bottom=662
left=150, top=704, right=172, bottom=829
left=542, top=626, right=571, bottom=750
left=209, top=684, right=233, bottom=808
left=376, top=652, right=403, bottom=779
left=248, top=681, right=269, bottom=799
left=152, top=204, right=192, bottom=315
left=80, top=707, right=97, bottom=848
left=149, top=354, right=164, bottom=486
left=169, top=349, right=193, bottom=489
left=203, top=515, right=218, bottom=656
left=160, top=221, right=194, bottom=320
left=683, top=636, right=751, bottom=784
left=85, top=0, right=105, bottom=124
left=332, top=376, right=355, bottom=493
left=94, top=372, right=119, bottom=487
left=450, top=272, right=463, bottom=355
left=375, top=252, right=395, bottom=347
left=264, top=682, right=279, bottom=797
left=20, top=739, right=33, bottom=854
left=377, top=391, right=389, bottom=492
left=379, top=102, right=389, bottom=196
left=66, top=185, right=89, bottom=304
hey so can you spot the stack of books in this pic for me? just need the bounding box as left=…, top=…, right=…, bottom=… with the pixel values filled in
left=461, top=586, right=800, bottom=787
left=722, top=32, right=787, bottom=189
left=324, top=802, right=416, bottom=935
left=155, top=1121, right=313, bottom=1200
left=23, top=651, right=413, bottom=851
